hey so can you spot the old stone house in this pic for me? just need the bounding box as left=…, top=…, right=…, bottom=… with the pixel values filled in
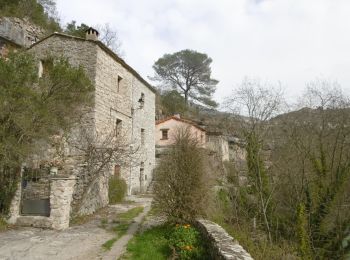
left=5, top=27, right=156, bottom=230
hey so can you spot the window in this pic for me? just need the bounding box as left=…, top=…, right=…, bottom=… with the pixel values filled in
left=139, top=162, right=145, bottom=181
left=38, top=60, right=52, bottom=78
left=117, top=75, right=123, bottom=92
left=161, top=129, right=169, bottom=140
left=115, top=119, right=122, bottom=136
left=141, top=128, right=145, bottom=146
left=138, top=93, right=145, bottom=108
left=114, top=165, right=121, bottom=177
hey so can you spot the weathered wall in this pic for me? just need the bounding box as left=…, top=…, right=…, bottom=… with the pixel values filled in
left=197, top=219, right=254, bottom=260
left=206, top=134, right=230, bottom=161
left=228, top=138, right=248, bottom=185
left=94, top=44, right=155, bottom=195
left=130, top=77, right=156, bottom=193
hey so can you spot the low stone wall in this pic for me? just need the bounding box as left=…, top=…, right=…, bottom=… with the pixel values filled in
left=8, top=176, right=76, bottom=230
left=196, top=219, right=253, bottom=260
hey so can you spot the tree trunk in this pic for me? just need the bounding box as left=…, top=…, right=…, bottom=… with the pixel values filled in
left=184, top=91, right=188, bottom=106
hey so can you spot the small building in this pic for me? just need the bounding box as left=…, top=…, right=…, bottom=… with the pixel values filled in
left=155, top=115, right=206, bottom=147
left=155, top=115, right=230, bottom=162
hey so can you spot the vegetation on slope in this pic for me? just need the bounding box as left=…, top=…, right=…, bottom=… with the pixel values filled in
left=0, top=0, right=61, bottom=32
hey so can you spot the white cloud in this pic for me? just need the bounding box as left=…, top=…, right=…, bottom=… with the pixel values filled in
left=55, top=0, right=350, bottom=104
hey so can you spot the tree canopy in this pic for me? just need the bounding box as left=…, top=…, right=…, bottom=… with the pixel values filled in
left=64, top=21, right=90, bottom=38
left=152, top=49, right=218, bottom=108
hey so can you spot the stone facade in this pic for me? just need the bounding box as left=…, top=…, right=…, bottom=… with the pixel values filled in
left=8, top=32, right=155, bottom=229
left=196, top=219, right=253, bottom=260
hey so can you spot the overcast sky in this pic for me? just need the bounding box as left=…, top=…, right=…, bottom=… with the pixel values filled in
left=55, top=0, right=350, bottom=105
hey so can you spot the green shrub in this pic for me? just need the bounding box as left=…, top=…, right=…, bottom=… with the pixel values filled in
left=153, top=127, right=209, bottom=223
left=0, top=216, right=8, bottom=232
left=168, top=223, right=206, bottom=260
left=108, top=176, right=127, bottom=204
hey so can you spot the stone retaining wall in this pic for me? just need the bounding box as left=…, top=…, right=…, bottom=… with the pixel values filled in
left=196, top=219, right=253, bottom=260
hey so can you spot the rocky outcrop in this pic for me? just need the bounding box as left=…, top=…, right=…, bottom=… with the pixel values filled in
left=0, top=17, right=45, bottom=47
left=197, top=219, right=253, bottom=260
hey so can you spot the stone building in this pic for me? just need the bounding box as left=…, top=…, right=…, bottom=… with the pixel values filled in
left=7, top=28, right=156, bottom=229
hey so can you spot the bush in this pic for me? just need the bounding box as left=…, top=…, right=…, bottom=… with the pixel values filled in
left=0, top=166, right=20, bottom=216
left=108, top=176, right=127, bottom=204
left=168, top=223, right=206, bottom=259
left=153, top=127, right=209, bottom=223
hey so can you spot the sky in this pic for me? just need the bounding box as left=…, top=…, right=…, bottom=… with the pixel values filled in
left=55, top=0, right=350, bottom=105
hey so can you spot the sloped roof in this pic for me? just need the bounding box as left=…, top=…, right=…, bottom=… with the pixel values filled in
left=28, top=32, right=156, bottom=94
left=156, top=116, right=206, bottom=131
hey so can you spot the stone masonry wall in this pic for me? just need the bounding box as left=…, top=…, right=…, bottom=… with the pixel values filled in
left=93, top=45, right=133, bottom=196
left=197, top=219, right=253, bottom=260
left=94, top=43, right=155, bottom=195
left=130, top=76, right=156, bottom=194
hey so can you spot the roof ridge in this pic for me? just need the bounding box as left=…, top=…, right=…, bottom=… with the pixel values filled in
left=28, top=32, right=156, bottom=94
left=156, top=116, right=206, bottom=131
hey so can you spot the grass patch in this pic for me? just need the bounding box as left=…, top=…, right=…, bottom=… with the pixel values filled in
left=122, top=224, right=172, bottom=260
left=0, top=217, right=8, bottom=232
left=101, top=206, right=144, bottom=250
left=122, top=223, right=210, bottom=260
left=102, top=237, right=118, bottom=250
left=147, top=205, right=161, bottom=216
left=118, top=207, right=144, bottom=221
left=70, top=207, right=108, bottom=226
left=215, top=220, right=298, bottom=260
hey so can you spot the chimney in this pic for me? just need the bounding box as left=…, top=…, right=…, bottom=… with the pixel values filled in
left=85, top=27, right=99, bottom=41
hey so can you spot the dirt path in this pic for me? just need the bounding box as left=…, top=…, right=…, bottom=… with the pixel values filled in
left=0, top=196, right=152, bottom=260
left=101, top=198, right=151, bottom=260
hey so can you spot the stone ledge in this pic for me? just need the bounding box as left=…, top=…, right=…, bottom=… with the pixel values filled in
left=16, top=216, right=52, bottom=228
left=196, top=219, right=254, bottom=260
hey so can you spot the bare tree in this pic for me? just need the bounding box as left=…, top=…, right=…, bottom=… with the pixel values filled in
left=225, top=77, right=284, bottom=243
left=272, top=79, right=350, bottom=258
left=67, top=125, right=138, bottom=214
left=95, top=23, right=124, bottom=57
